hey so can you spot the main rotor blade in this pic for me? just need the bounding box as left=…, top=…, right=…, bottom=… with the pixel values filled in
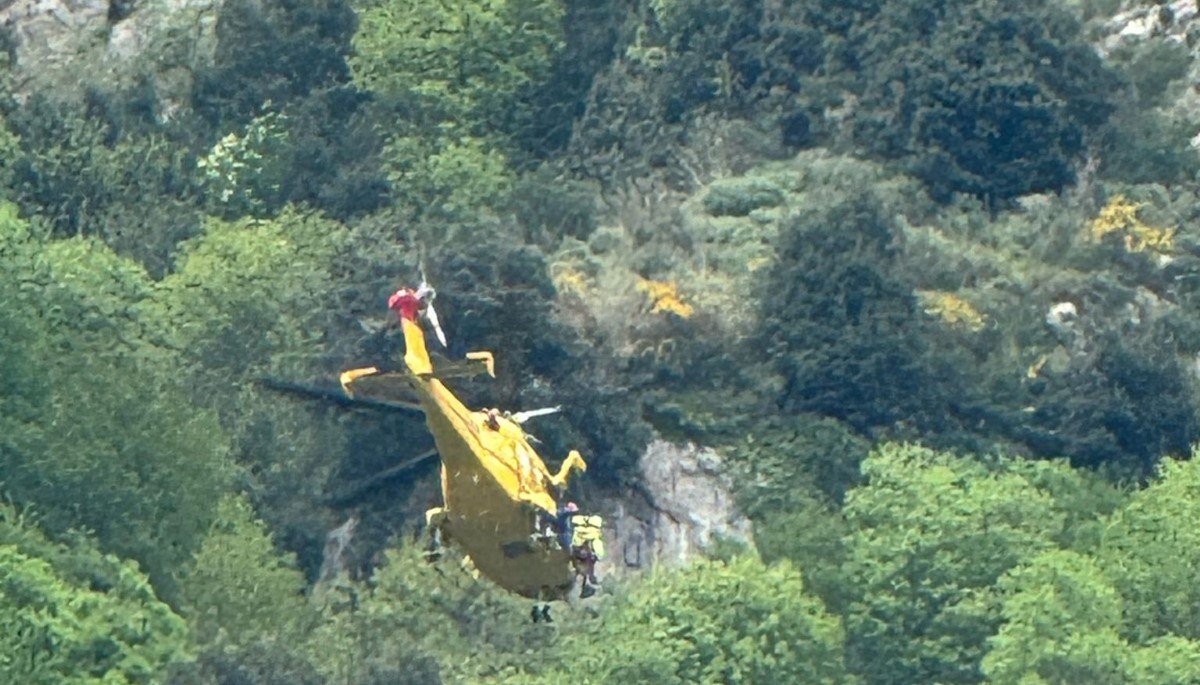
left=425, top=303, right=448, bottom=348
left=256, top=377, right=424, bottom=415
left=326, top=448, right=439, bottom=505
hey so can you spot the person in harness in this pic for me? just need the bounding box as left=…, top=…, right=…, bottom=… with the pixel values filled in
left=569, top=511, right=604, bottom=598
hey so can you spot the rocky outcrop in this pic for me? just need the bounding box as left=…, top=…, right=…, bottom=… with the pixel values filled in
left=0, top=0, right=222, bottom=104
left=1094, top=1, right=1200, bottom=149
left=594, top=440, right=753, bottom=582
left=1097, top=0, right=1197, bottom=55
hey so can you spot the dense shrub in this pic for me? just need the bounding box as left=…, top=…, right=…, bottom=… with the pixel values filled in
left=0, top=208, right=232, bottom=594
left=543, top=556, right=849, bottom=684
left=761, top=191, right=935, bottom=432
left=0, top=505, right=188, bottom=684
left=845, top=0, right=1119, bottom=202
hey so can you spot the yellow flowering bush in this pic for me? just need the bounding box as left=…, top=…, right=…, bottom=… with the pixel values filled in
left=1089, top=195, right=1175, bottom=254
left=916, top=290, right=985, bottom=331
left=637, top=277, right=695, bottom=318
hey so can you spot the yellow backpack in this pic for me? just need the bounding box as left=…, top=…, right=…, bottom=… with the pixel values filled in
left=570, top=514, right=605, bottom=559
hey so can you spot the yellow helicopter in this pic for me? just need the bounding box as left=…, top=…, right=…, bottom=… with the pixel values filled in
left=336, top=283, right=599, bottom=620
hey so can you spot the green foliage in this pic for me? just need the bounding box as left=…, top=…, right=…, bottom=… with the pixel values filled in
left=154, top=209, right=343, bottom=384
left=546, top=556, right=850, bottom=684
left=983, top=545, right=1200, bottom=684
left=190, top=0, right=392, bottom=220
left=727, top=414, right=869, bottom=511
left=563, top=2, right=816, bottom=184
left=179, top=495, right=315, bottom=648
left=350, top=0, right=563, bottom=136
left=350, top=0, right=566, bottom=227
left=839, top=0, right=1118, bottom=202
left=700, top=175, right=785, bottom=217
left=983, top=550, right=1128, bottom=685
left=385, top=135, right=514, bottom=225
left=0, top=505, right=189, bottom=684
left=646, top=0, right=767, bottom=113
left=1004, top=459, right=1127, bottom=553
left=761, top=188, right=935, bottom=432
left=193, top=0, right=356, bottom=126
left=839, top=444, right=1067, bottom=684
left=1098, top=106, right=1200, bottom=185
left=196, top=110, right=291, bottom=218
left=754, top=502, right=851, bottom=613
left=0, top=208, right=233, bottom=594
left=1124, top=637, right=1200, bottom=685
left=150, top=209, right=352, bottom=575
left=310, top=545, right=542, bottom=684
left=5, top=95, right=201, bottom=274
left=1098, top=456, right=1200, bottom=643
left=1108, top=38, right=1190, bottom=108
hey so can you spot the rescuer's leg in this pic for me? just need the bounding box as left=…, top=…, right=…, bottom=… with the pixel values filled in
left=548, top=450, right=587, bottom=488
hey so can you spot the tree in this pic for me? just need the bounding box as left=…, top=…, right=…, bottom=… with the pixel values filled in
left=349, top=0, right=563, bottom=138
left=838, top=444, right=1068, bottom=684
left=0, top=505, right=189, bottom=685
left=844, top=0, right=1118, bottom=202
left=3, top=90, right=207, bottom=273
left=761, top=189, right=934, bottom=432
left=151, top=209, right=355, bottom=577
left=983, top=550, right=1129, bottom=685
left=0, top=206, right=233, bottom=595
left=179, top=495, right=316, bottom=649
left=308, top=545, right=539, bottom=685
left=546, top=556, right=850, bottom=684
left=171, top=495, right=324, bottom=685
left=1098, top=456, right=1200, bottom=644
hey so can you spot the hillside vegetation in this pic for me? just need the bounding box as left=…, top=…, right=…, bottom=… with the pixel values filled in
left=3, top=0, right=1200, bottom=682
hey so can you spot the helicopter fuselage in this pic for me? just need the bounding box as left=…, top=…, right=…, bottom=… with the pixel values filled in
left=343, top=312, right=586, bottom=601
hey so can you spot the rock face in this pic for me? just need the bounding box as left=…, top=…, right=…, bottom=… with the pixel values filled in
left=1096, top=1, right=1200, bottom=149
left=1097, top=0, right=1197, bottom=55
left=0, top=0, right=222, bottom=103
left=594, top=440, right=754, bottom=582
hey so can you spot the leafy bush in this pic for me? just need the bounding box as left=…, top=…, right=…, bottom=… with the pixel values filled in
left=550, top=556, right=850, bottom=684
left=842, top=0, right=1118, bottom=202
left=700, top=175, right=785, bottom=217
left=760, top=189, right=936, bottom=432
left=839, top=444, right=1068, bottom=684
left=0, top=505, right=189, bottom=685
left=0, top=208, right=232, bottom=594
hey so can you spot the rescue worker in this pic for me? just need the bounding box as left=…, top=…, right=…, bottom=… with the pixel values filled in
left=555, top=501, right=579, bottom=550
left=569, top=511, right=604, bottom=598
